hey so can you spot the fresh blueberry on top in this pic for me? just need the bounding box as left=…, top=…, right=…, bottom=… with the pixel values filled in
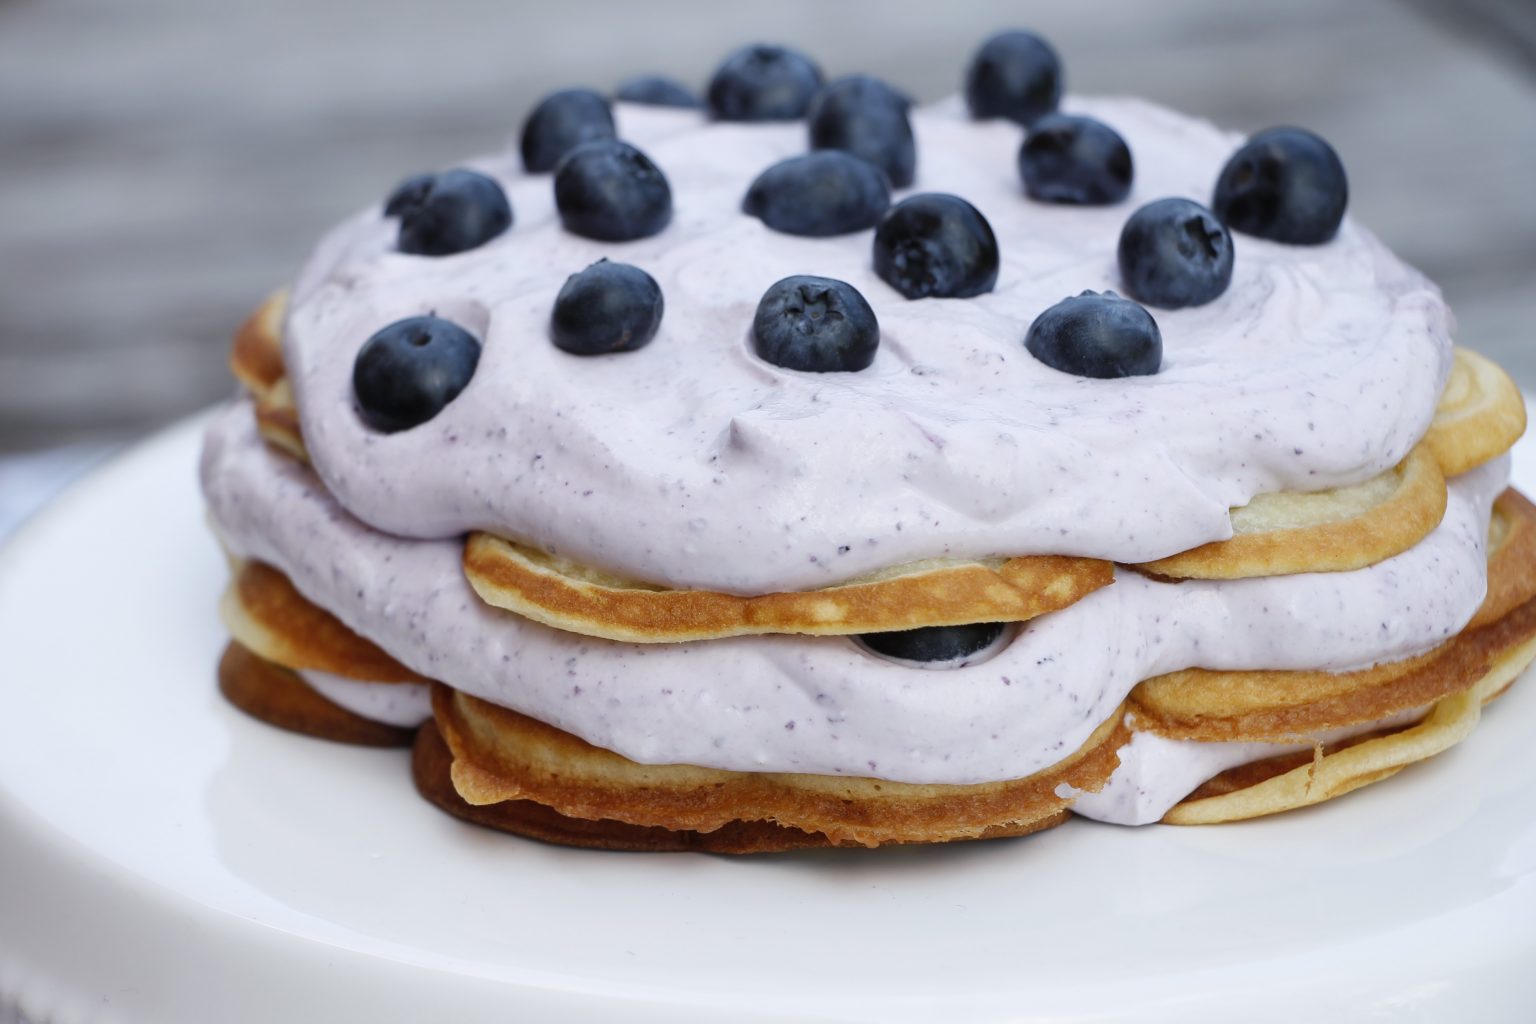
left=615, top=75, right=701, bottom=108
left=861, top=623, right=1005, bottom=663
left=1018, top=114, right=1133, bottom=205
left=807, top=74, right=916, bottom=188
left=963, top=30, right=1062, bottom=126
left=353, top=316, right=481, bottom=433
left=742, top=151, right=891, bottom=237
left=752, top=275, right=879, bottom=373
left=384, top=173, right=435, bottom=216
left=1025, top=291, right=1161, bottom=379
left=520, top=88, right=616, bottom=174
left=553, top=140, right=672, bottom=241
left=550, top=260, right=664, bottom=356
left=1212, top=127, right=1348, bottom=244
left=707, top=44, right=824, bottom=121
left=872, top=193, right=999, bottom=300
left=1118, top=198, right=1234, bottom=309
left=387, top=169, right=512, bottom=257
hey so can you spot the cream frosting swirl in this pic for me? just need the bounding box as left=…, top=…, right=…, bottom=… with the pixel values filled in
left=281, top=96, right=1452, bottom=595
left=202, top=403, right=1501, bottom=787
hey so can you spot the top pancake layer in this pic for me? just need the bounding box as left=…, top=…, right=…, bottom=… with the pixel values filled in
left=231, top=295, right=1523, bottom=640
left=277, top=97, right=1455, bottom=595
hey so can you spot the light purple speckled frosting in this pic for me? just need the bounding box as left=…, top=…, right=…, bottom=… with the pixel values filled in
left=280, top=96, right=1452, bottom=594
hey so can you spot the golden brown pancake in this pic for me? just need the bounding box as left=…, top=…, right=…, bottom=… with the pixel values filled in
left=1163, top=627, right=1536, bottom=824
left=431, top=684, right=1129, bottom=848
left=220, top=558, right=430, bottom=684
left=228, top=294, right=1528, bottom=624
left=464, top=534, right=1113, bottom=642
left=1134, top=443, right=1447, bottom=580
left=410, top=722, right=1069, bottom=853
left=218, top=641, right=417, bottom=747
left=1426, top=346, right=1527, bottom=477
left=1130, top=490, right=1536, bottom=743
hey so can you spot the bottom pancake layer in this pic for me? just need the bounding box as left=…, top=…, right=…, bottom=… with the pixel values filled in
left=209, top=488, right=1536, bottom=850
left=1164, top=627, right=1536, bottom=824
left=433, top=685, right=1128, bottom=848
left=218, top=642, right=416, bottom=748
left=412, top=721, right=1071, bottom=853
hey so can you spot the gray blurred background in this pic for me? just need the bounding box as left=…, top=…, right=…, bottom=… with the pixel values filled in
left=0, top=0, right=1533, bottom=468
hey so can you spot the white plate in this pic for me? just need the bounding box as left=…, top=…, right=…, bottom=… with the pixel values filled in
left=2, top=412, right=1535, bottom=1024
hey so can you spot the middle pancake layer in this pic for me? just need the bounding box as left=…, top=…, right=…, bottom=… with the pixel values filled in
left=202, top=401, right=1505, bottom=787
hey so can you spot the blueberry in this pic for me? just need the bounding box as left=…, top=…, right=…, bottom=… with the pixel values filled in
left=615, top=75, right=701, bottom=108
left=553, top=140, right=672, bottom=241
left=1118, top=198, right=1234, bottom=309
left=872, top=193, right=999, bottom=300
left=387, top=169, right=512, bottom=257
left=707, top=44, right=824, bottom=122
left=353, top=316, right=481, bottom=433
left=807, top=74, right=916, bottom=188
left=752, top=275, right=879, bottom=372
left=550, top=260, right=664, bottom=356
left=520, top=88, right=616, bottom=173
left=860, top=623, right=1005, bottom=663
left=384, top=173, right=434, bottom=216
left=1018, top=114, right=1133, bottom=205
left=964, top=30, right=1062, bottom=126
left=1212, top=127, right=1348, bottom=244
left=1025, top=291, right=1161, bottom=379
left=743, top=152, right=890, bottom=237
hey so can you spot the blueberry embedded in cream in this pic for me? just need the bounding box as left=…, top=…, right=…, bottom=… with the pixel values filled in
left=742, top=152, right=891, bottom=237
left=352, top=316, right=481, bottom=433
left=706, top=43, right=824, bottom=122
left=872, top=193, right=999, bottom=299
left=1213, top=127, right=1348, bottom=244
left=550, top=260, right=663, bottom=355
left=963, top=30, right=1062, bottom=126
left=386, top=169, right=511, bottom=257
left=519, top=88, right=616, bottom=173
left=1026, top=291, right=1161, bottom=379
left=553, top=139, right=672, bottom=241
left=860, top=622, right=1007, bottom=664
left=1118, top=198, right=1234, bottom=309
left=1018, top=113, right=1133, bottom=205
left=615, top=75, right=701, bottom=109
left=752, top=275, right=878, bottom=372
left=807, top=74, right=916, bottom=188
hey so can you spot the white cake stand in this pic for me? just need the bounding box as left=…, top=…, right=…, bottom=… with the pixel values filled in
left=2, top=412, right=1534, bottom=1024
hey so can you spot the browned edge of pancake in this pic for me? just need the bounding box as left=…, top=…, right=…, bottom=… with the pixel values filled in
left=433, top=685, right=1129, bottom=848
left=412, top=723, right=1076, bottom=853
left=1132, top=444, right=1447, bottom=580
left=1163, top=627, right=1536, bottom=824
left=222, top=559, right=431, bottom=684
left=218, top=641, right=416, bottom=747
left=464, top=532, right=1114, bottom=642
left=1468, top=489, right=1536, bottom=629
left=1130, top=488, right=1536, bottom=742
left=1426, top=347, right=1527, bottom=477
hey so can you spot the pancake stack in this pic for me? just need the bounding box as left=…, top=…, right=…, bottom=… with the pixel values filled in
left=202, top=38, right=1535, bottom=852
left=207, top=289, right=1535, bottom=851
